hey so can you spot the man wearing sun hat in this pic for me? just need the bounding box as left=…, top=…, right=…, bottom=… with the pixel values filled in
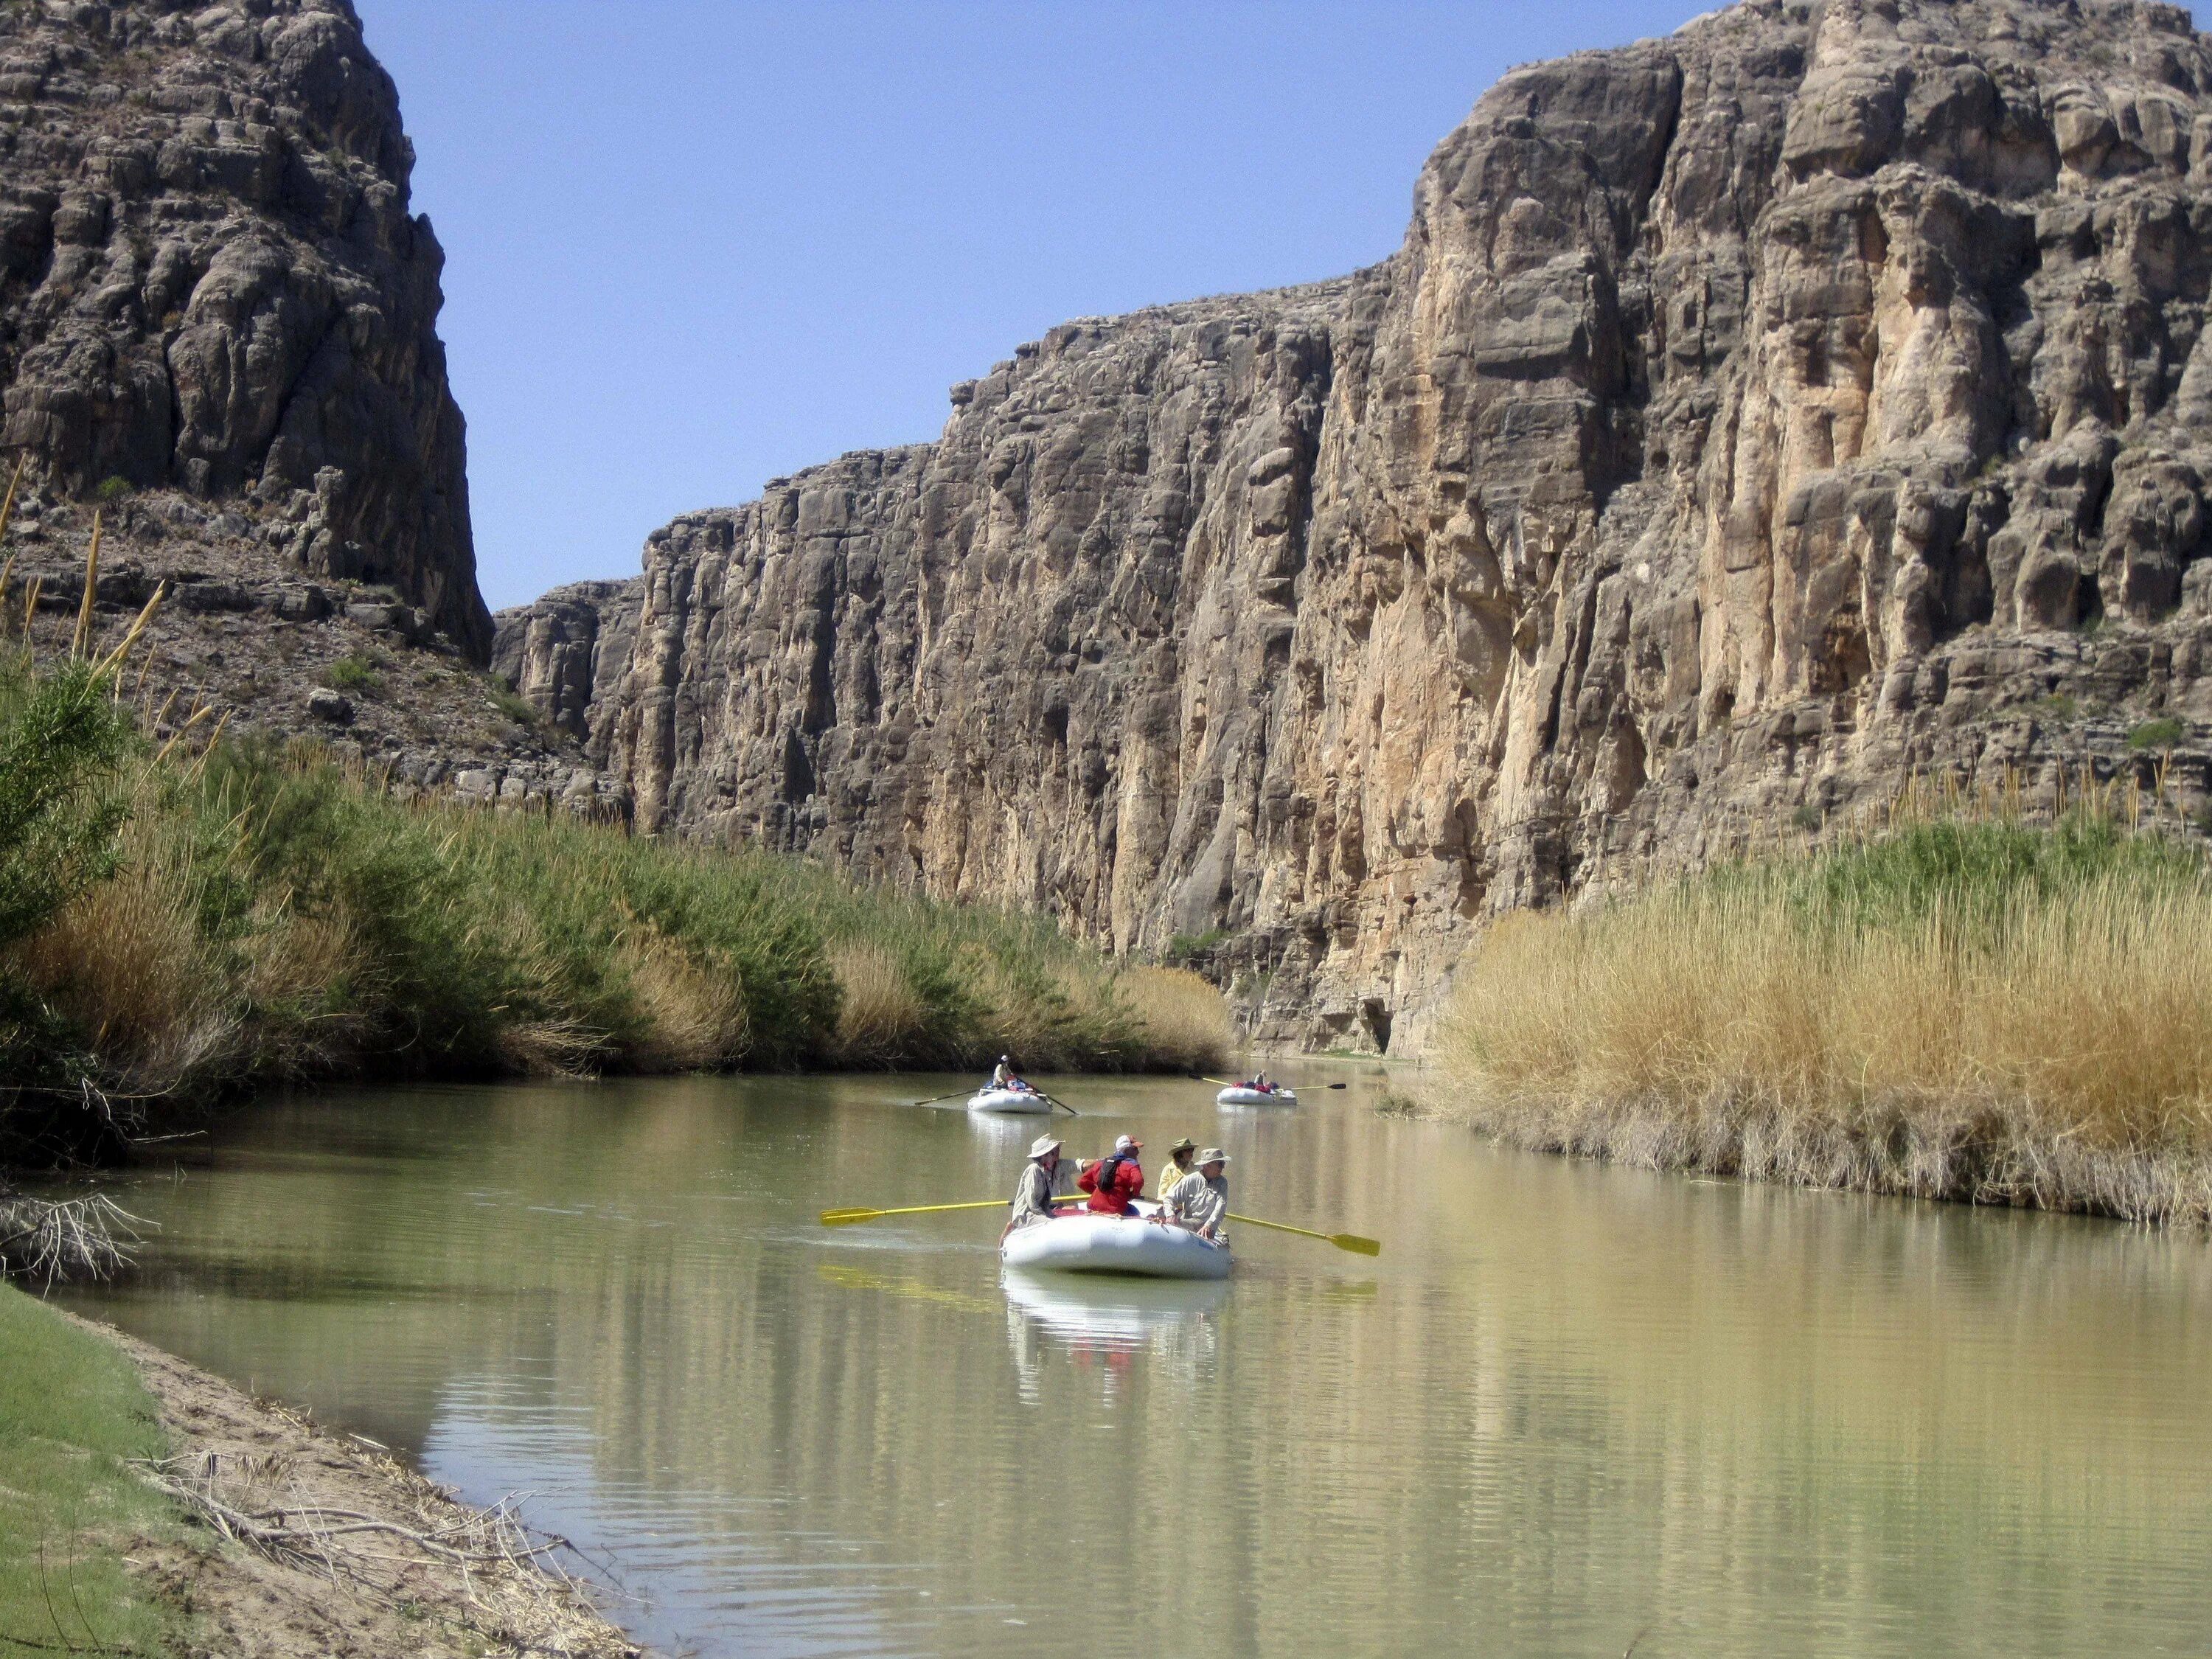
left=1156, top=1147, right=1229, bottom=1242
left=1152, top=1136, right=1198, bottom=1200
left=1000, top=1133, right=1068, bottom=1242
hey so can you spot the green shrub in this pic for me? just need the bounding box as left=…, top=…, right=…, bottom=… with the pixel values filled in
left=490, top=686, right=538, bottom=726
left=324, top=655, right=383, bottom=696
left=2128, top=717, right=2186, bottom=751
left=0, top=659, right=131, bottom=946
left=91, top=475, right=133, bottom=504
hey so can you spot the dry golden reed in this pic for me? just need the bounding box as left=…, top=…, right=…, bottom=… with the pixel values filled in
left=1441, top=819, right=2212, bottom=1224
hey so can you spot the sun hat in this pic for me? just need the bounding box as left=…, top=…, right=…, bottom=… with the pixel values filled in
left=1168, top=1136, right=1197, bottom=1154
left=1029, top=1135, right=1063, bottom=1159
left=1197, top=1147, right=1229, bottom=1166
left=1114, top=1133, right=1143, bottom=1152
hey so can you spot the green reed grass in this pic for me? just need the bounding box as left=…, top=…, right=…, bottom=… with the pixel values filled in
left=0, top=650, right=1228, bottom=1163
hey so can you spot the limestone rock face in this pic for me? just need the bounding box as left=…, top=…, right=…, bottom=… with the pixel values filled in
left=505, top=0, right=2212, bottom=1052
left=0, top=0, right=484, bottom=657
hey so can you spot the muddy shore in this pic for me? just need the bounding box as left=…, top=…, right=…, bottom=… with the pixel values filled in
left=69, top=1312, right=644, bottom=1659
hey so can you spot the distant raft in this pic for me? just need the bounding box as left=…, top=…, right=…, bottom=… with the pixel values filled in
left=968, top=1088, right=1052, bottom=1116
left=1216, top=1085, right=1297, bottom=1107
left=1001, top=1206, right=1231, bottom=1280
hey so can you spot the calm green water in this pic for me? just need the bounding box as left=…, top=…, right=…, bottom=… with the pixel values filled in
left=58, top=1069, right=2212, bottom=1658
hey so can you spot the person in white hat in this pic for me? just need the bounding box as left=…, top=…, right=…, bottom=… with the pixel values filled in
left=1001, top=1134, right=1068, bottom=1241
left=1155, top=1147, right=1229, bottom=1242
left=992, top=1054, right=1015, bottom=1088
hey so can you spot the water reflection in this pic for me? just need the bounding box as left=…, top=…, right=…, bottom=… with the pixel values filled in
left=999, top=1267, right=1228, bottom=1402
left=55, top=1068, right=2212, bottom=1659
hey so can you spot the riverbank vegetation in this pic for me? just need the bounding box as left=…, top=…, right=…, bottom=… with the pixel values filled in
left=1441, top=802, right=2212, bottom=1224
left=0, top=642, right=1228, bottom=1166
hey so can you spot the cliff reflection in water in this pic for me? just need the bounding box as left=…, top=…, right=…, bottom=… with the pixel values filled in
left=63, top=1071, right=2212, bottom=1659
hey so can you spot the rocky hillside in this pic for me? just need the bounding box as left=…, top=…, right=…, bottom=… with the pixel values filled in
left=0, top=0, right=605, bottom=794
left=504, top=0, right=2212, bottom=1054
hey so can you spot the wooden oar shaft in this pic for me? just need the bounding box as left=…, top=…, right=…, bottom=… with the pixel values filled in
left=1227, top=1211, right=1327, bottom=1242
left=819, top=1200, right=1007, bottom=1225
left=1226, top=1212, right=1382, bottom=1256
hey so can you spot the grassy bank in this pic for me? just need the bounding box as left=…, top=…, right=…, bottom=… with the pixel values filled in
left=1439, top=814, right=2212, bottom=1224
left=0, top=650, right=1228, bottom=1164
left=0, top=1281, right=187, bottom=1656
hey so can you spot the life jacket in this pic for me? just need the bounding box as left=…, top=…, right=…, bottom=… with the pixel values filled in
left=1084, top=1153, right=1137, bottom=1207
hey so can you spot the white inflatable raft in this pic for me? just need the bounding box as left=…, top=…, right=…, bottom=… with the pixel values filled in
left=1001, top=1207, right=1231, bottom=1279
left=968, top=1088, right=1052, bottom=1115
left=1216, top=1085, right=1296, bottom=1107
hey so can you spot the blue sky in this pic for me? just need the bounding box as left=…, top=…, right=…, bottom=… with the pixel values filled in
left=355, top=2, right=1719, bottom=608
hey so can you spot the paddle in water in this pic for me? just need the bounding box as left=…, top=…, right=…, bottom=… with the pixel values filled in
left=820, top=1200, right=1009, bottom=1227
left=1226, top=1212, right=1381, bottom=1256
left=906, top=1087, right=975, bottom=1107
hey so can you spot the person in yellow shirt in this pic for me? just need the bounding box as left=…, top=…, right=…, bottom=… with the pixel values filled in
left=1152, top=1136, right=1197, bottom=1200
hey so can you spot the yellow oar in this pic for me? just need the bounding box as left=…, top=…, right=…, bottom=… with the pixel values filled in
left=820, top=1200, right=1009, bottom=1227
left=1227, top=1212, right=1381, bottom=1256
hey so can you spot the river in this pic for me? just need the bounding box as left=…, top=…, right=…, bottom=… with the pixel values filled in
left=57, top=1068, right=2212, bottom=1658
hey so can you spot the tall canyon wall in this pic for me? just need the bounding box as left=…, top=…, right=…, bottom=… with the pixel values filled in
left=0, top=0, right=484, bottom=655
left=501, top=0, right=2212, bottom=1052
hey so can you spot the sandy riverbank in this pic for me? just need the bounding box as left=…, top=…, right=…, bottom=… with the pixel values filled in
left=66, top=1310, right=644, bottom=1659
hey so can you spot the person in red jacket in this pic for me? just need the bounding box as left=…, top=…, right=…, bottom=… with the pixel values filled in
left=1077, top=1134, right=1145, bottom=1215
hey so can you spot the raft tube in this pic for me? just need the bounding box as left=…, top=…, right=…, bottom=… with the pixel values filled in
left=1001, top=1209, right=1231, bottom=1279
left=968, top=1088, right=1052, bottom=1115
left=1216, top=1085, right=1297, bottom=1107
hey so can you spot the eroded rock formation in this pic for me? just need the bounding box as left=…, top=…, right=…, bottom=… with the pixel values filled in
left=503, top=0, right=2212, bottom=1052
left=0, top=0, right=484, bottom=655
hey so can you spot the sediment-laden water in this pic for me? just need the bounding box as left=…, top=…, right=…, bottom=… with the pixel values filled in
left=60, top=1069, right=2212, bottom=1657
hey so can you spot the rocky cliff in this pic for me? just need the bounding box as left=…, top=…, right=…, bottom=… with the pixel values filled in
left=502, top=0, right=2212, bottom=1054
left=0, top=0, right=484, bottom=655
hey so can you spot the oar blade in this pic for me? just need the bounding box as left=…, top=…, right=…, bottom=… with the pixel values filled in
left=1331, top=1233, right=1382, bottom=1256
left=818, top=1208, right=883, bottom=1227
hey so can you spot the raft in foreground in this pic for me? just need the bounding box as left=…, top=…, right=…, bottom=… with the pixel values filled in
left=1001, top=1208, right=1231, bottom=1279
left=968, top=1088, right=1052, bottom=1115
left=1217, top=1086, right=1297, bottom=1107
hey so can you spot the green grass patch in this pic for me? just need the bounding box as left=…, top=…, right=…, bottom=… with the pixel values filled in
left=322, top=655, right=383, bottom=697
left=488, top=686, right=537, bottom=727
left=2128, top=716, right=2186, bottom=751
left=0, top=1284, right=187, bottom=1656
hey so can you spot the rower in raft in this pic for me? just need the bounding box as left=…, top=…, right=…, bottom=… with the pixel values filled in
left=1152, top=1147, right=1230, bottom=1242
left=1000, top=1133, right=1230, bottom=1279
left=970, top=1058, right=1050, bottom=1114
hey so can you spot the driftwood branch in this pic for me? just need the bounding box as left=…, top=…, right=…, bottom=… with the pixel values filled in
left=135, top=1450, right=636, bottom=1658
left=0, top=1190, right=145, bottom=1284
